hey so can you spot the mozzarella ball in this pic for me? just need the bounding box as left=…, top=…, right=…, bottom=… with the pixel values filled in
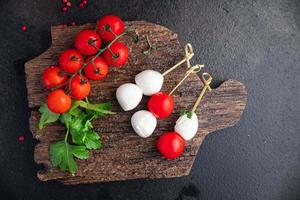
left=174, top=112, right=198, bottom=140
left=135, top=70, right=164, bottom=96
left=131, top=110, right=157, bottom=138
left=116, top=83, right=143, bottom=111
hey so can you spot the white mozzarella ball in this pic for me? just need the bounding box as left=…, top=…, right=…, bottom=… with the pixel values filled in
left=135, top=70, right=164, bottom=96
left=175, top=112, right=198, bottom=140
left=131, top=110, right=157, bottom=138
left=116, top=83, right=143, bottom=111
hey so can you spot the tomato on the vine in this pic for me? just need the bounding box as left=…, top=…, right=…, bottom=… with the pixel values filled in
left=59, top=49, right=83, bottom=73
left=75, top=29, right=102, bottom=56
left=156, top=132, right=185, bottom=159
left=97, top=15, right=124, bottom=41
left=47, top=89, right=71, bottom=114
left=103, top=42, right=128, bottom=67
left=84, top=56, right=108, bottom=80
left=148, top=92, right=174, bottom=119
left=42, top=66, right=68, bottom=90
left=70, top=75, right=91, bottom=100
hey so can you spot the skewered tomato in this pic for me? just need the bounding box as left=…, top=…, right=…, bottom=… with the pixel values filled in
left=156, top=132, right=185, bottom=159
left=148, top=92, right=174, bottom=119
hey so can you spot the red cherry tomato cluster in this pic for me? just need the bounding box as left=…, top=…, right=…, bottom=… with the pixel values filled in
left=42, top=15, right=128, bottom=114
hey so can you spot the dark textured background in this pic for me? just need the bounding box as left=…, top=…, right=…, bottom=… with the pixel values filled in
left=0, top=0, right=299, bottom=199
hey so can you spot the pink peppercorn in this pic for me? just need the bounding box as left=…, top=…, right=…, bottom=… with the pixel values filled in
left=66, top=2, right=71, bottom=7
left=59, top=23, right=67, bottom=28
left=18, top=135, right=25, bottom=142
left=83, top=0, right=88, bottom=4
left=21, top=25, right=27, bottom=32
left=63, top=0, right=68, bottom=3
left=79, top=3, right=84, bottom=8
left=62, top=6, right=68, bottom=12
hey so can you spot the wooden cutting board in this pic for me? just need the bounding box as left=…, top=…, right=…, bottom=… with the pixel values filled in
left=25, top=21, right=247, bottom=185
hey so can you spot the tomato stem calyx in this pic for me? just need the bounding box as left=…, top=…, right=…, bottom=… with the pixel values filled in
left=104, top=24, right=111, bottom=31
left=70, top=55, right=79, bottom=61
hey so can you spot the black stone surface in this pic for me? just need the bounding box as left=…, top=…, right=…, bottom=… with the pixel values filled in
left=0, top=0, right=299, bottom=199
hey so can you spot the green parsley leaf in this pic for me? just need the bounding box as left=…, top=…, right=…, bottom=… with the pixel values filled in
left=71, top=100, right=114, bottom=116
left=48, top=100, right=114, bottom=174
left=67, top=113, right=102, bottom=150
left=86, top=102, right=115, bottom=116
left=69, top=107, right=83, bottom=117
left=151, top=45, right=157, bottom=50
left=69, top=114, right=87, bottom=144
left=59, top=112, right=73, bottom=128
left=143, top=50, right=149, bottom=56
left=38, top=104, right=60, bottom=129
left=69, top=100, right=87, bottom=114
left=180, top=109, right=187, bottom=116
left=83, top=130, right=102, bottom=150
left=50, top=140, right=88, bottom=175
left=125, top=31, right=139, bottom=43
left=69, top=117, right=100, bottom=149
left=180, top=109, right=193, bottom=119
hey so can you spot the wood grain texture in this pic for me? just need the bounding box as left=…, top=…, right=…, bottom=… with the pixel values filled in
left=25, top=21, right=247, bottom=185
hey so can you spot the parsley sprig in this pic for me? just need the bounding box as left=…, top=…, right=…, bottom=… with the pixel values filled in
left=39, top=99, right=114, bottom=175
left=180, top=109, right=193, bottom=119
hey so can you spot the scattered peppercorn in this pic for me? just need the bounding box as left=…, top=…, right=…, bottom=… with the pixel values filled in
left=79, top=3, right=84, bottom=8
left=18, top=135, right=25, bottom=142
left=21, top=25, right=27, bottom=32
left=62, top=6, right=68, bottom=12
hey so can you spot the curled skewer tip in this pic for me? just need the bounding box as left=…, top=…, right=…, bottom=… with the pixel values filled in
left=187, top=64, right=205, bottom=74
left=201, top=72, right=213, bottom=91
left=184, top=44, right=194, bottom=69
left=162, top=43, right=196, bottom=76
left=190, top=72, right=213, bottom=113
left=184, top=43, right=194, bottom=60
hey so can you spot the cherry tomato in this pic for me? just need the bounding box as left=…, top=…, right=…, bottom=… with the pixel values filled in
left=148, top=92, right=174, bottom=119
left=75, top=29, right=102, bottom=56
left=83, top=56, right=108, bottom=80
left=59, top=49, right=83, bottom=73
left=47, top=89, right=71, bottom=114
left=97, top=15, right=124, bottom=41
left=42, top=66, right=68, bottom=90
left=103, top=42, right=128, bottom=67
left=70, top=75, right=91, bottom=100
left=156, top=132, right=185, bottom=159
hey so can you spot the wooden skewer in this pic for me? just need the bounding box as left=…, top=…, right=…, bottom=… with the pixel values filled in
left=191, top=72, right=213, bottom=113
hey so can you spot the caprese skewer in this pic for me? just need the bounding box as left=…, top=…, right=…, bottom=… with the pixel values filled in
left=157, top=73, right=213, bottom=159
